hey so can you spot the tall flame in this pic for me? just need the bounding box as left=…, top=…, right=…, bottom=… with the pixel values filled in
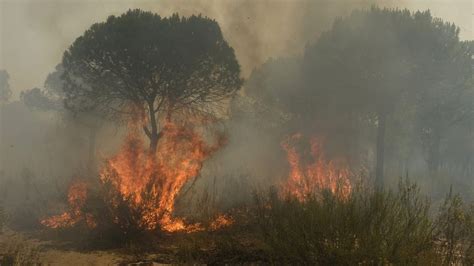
left=41, top=180, right=96, bottom=228
left=42, top=116, right=228, bottom=233
left=99, top=119, right=226, bottom=232
left=281, top=133, right=352, bottom=201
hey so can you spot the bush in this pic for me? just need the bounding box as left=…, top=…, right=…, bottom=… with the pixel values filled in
left=255, top=180, right=442, bottom=264
left=80, top=180, right=154, bottom=248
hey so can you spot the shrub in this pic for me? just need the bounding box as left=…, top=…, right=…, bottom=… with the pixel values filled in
left=255, top=180, right=441, bottom=264
left=80, top=180, right=153, bottom=248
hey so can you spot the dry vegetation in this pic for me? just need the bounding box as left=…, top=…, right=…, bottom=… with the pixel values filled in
left=255, top=180, right=474, bottom=264
left=0, top=178, right=473, bottom=264
left=1, top=6, right=473, bottom=265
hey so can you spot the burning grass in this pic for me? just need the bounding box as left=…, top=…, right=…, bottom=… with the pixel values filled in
left=281, top=133, right=352, bottom=200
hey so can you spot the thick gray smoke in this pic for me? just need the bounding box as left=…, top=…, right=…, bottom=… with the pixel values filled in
left=0, top=0, right=471, bottom=96
left=0, top=0, right=472, bottom=214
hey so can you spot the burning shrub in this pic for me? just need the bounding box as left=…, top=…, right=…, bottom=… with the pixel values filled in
left=80, top=180, right=153, bottom=246
left=40, top=118, right=233, bottom=245
left=280, top=133, right=352, bottom=201
left=256, top=180, right=443, bottom=264
left=95, top=120, right=227, bottom=234
left=41, top=180, right=91, bottom=229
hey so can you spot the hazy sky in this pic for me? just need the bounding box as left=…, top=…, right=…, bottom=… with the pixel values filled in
left=0, top=0, right=472, bottom=99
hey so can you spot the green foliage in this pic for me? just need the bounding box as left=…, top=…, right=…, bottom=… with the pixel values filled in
left=255, top=180, right=448, bottom=264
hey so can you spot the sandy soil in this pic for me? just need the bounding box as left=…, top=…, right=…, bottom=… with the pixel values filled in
left=0, top=229, right=125, bottom=265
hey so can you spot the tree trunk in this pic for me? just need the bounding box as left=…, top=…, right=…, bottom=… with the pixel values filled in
left=87, top=126, right=98, bottom=173
left=375, top=112, right=386, bottom=189
left=148, top=103, right=160, bottom=153
left=149, top=132, right=159, bottom=153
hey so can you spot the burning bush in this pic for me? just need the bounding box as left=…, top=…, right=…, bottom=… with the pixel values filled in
left=41, top=180, right=92, bottom=229
left=40, top=118, right=234, bottom=244
left=97, top=120, right=226, bottom=233
left=280, top=133, right=352, bottom=200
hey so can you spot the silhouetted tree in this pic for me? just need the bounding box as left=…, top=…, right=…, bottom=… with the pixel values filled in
left=61, top=9, right=242, bottom=152
left=302, top=8, right=473, bottom=188
left=21, top=64, right=64, bottom=112
left=414, top=36, right=473, bottom=174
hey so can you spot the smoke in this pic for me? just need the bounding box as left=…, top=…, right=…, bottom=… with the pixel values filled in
left=0, top=0, right=472, bottom=218
left=0, top=0, right=471, bottom=97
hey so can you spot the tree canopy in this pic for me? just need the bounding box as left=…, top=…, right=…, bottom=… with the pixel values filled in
left=62, top=9, right=242, bottom=151
left=302, top=8, right=473, bottom=186
left=245, top=7, right=473, bottom=188
left=21, top=64, right=66, bottom=112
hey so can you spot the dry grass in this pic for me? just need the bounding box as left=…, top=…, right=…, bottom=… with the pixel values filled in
left=0, top=228, right=125, bottom=265
left=0, top=230, right=40, bottom=265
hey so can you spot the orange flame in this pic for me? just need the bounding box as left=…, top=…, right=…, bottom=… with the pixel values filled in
left=281, top=133, right=351, bottom=201
left=42, top=114, right=230, bottom=233
left=41, top=180, right=96, bottom=228
left=209, top=214, right=234, bottom=231
left=99, top=119, right=226, bottom=232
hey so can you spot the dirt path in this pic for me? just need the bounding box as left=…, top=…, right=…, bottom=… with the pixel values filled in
left=0, top=229, right=124, bottom=265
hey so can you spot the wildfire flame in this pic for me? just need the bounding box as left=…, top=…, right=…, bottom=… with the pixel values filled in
left=41, top=180, right=96, bottom=228
left=42, top=117, right=230, bottom=233
left=100, top=119, right=226, bottom=232
left=281, top=133, right=352, bottom=201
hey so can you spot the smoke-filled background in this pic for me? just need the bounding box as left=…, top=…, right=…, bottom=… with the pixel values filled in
left=1, top=2, right=474, bottom=264
left=1, top=0, right=471, bottom=95
left=0, top=0, right=473, bottom=213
